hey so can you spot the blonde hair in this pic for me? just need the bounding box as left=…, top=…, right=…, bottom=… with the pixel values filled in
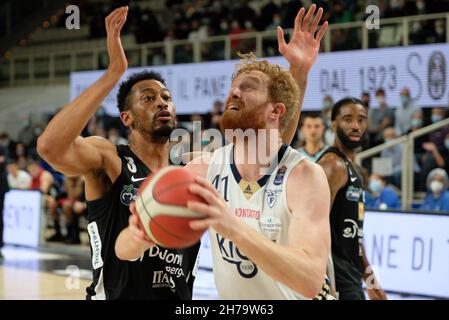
left=232, top=52, right=300, bottom=130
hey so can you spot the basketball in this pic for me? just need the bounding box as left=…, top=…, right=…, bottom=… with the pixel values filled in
left=134, top=166, right=207, bottom=249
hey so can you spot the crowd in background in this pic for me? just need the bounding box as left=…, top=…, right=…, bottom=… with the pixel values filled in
left=2, top=0, right=449, bottom=246
left=1, top=86, right=449, bottom=242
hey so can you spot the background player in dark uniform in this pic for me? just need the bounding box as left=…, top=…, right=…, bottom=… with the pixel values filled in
left=317, top=98, right=386, bottom=300
left=37, top=7, right=199, bottom=299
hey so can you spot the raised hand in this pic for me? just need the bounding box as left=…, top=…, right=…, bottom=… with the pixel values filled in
left=277, top=4, right=328, bottom=73
left=105, top=6, right=128, bottom=75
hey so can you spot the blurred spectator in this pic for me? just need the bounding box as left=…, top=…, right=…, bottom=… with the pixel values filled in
left=206, top=100, right=223, bottom=129
left=360, top=91, right=370, bottom=109
left=430, top=19, right=446, bottom=43
left=420, top=168, right=449, bottom=211
left=0, top=133, right=16, bottom=159
left=60, top=176, right=85, bottom=244
left=321, top=95, right=335, bottom=146
left=0, top=146, right=9, bottom=261
left=257, top=0, right=280, bottom=31
left=381, top=127, right=420, bottom=188
left=365, top=173, right=401, bottom=210
left=27, top=161, right=60, bottom=242
left=6, top=160, right=32, bottom=189
left=107, top=127, right=128, bottom=145
left=407, top=110, right=427, bottom=190
left=233, top=0, right=256, bottom=29
left=296, top=114, right=328, bottom=162
left=135, top=9, right=163, bottom=44
left=395, top=87, right=420, bottom=135
left=368, top=88, right=395, bottom=145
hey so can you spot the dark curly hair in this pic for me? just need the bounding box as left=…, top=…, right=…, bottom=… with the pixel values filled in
left=331, top=97, right=367, bottom=121
left=117, top=71, right=166, bottom=112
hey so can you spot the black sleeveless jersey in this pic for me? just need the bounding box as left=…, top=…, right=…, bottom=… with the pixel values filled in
left=317, top=147, right=365, bottom=291
left=85, top=145, right=200, bottom=300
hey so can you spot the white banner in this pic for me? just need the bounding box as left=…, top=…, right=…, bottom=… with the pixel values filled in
left=70, top=43, right=449, bottom=116
left=364, top=210, right=449, bottom=298
left=2, top=190, right=42, bottom=247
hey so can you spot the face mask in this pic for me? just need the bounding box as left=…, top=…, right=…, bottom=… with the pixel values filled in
left=445, top=139, right=449, bottom=150
left=417, top=1, right=425, bottom=11
left=370, top=180, right=383, bottom=194
left=376, top=96, right=385, bottom=105
left=273, top=17, right=281, bottom=25
left=384, top=138, right=394, bottom=144
left=220, top=22, right=228, bottom=30
left=431, top=114, right=442, bottom=123
left=324, top=101, right=332, bottom=109
left=436, top=27, right=444, bottom=35
left=411, top=118, right=422, bottom=128
left=400, top=95, right=409, bottom=105
left=244, top=21, right=253, bottom=29
left=430, top=180, right=444, bottom=194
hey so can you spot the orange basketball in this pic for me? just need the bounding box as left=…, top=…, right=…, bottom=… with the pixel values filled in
left=135, top=166, right=207, bottom=248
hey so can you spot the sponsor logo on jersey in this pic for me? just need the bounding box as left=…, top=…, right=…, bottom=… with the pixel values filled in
left=342, top=218, right=362, bottom=239
left=234, top=208, right=260, bottom=220
left=216, top=234, right=258, bottom=278
left=266, top=189, right=282, bottom=208
left=346, top=185, right=362, bottom=202
left=259, top=216, right=282, bottom=241
left=141, top=245, right=184, bottom=266
left=273, top=165, right=287, bottom=185
left=120, top=184, right=138, bottom=206
left=152, top=270, right=176, bottom=292
left=87, top=222, right=103, bottom=270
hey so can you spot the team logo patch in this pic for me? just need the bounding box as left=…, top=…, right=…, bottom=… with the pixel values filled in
left=266, top=189, right=281, bottom=208
left=342, top=219, right=361, bottom=239
left=346, top=186, right=362, bottom=202
left=273, top=165, right=287, bottom=185
left=120, top=184, right=138, bottom=206
left=216, top=234, right=258, bottom=278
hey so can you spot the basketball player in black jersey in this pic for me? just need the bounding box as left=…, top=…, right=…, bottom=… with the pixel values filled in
left=317, top=98, right=386, bottom=300
left=37, top=7, right=199, bottom=299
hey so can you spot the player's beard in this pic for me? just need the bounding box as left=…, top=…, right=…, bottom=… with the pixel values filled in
left=220, top=103, right=267, bottom=133
left=132, top=113, right=176, bottom=144
left=336, top=126, right=364, bottom=149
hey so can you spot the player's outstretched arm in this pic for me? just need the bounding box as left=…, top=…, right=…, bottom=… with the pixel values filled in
left=187, top=162, right=331, bottom=298
left=38, top=7, right=129, bottom=176
left=278, top=4, right=328, bottom=145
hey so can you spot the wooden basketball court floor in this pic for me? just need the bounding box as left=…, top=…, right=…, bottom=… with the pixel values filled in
left=0, top=245, right=429, bottom=300
left=0, top=244, right=219, bottom=300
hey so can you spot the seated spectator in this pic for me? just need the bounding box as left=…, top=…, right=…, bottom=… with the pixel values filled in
left=395, top=87, right=420, bottom=135
left=107, top=127, right=128, bottom=145
left=6, top=160, right=32, bottom=189
left=381, top=127, right=420, bottom=188
left=420, top=168, right=449, bottom=211
left=27, top=160, right=60, bottom=242
left=419, top=108, right=449, bottom=185
left=365, top=173, right=401, bottom=210
left=296, top=114, right=328, bottom=162
left=59, top=176, right=85, bottom=244
left=368, top=88, right=395, bottom=146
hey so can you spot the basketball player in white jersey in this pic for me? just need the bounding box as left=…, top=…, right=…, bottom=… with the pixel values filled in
left=118, top=5, right=331, bottom=299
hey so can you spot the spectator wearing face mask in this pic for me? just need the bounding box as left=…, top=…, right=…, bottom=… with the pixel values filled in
left=420, top=168, right=449, bottom=211
left=428, top=107, right=449, bottom=147
left=419, top=108, right=449, bottom=183
left=365, top=173, right=401, bottom=210
left=395, top=87, right=420, bottom=135
left=368, top=88, right=395, bottom=146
